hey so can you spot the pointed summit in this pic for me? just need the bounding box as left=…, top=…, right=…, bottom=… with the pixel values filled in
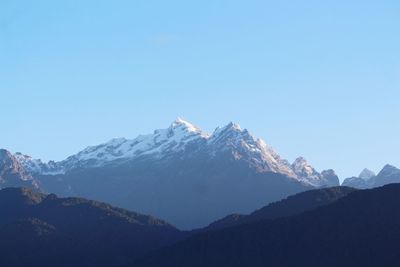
left=0, top=149, right=38, bottom=189
left=358, top=168, right=376, bottom=180
left=293, top=157, right=308, bottom=165
left=292, top=157, right=320, bottom=185
left=211, top=122, right=244, bottom=140
left=215, top=122, right=241, bottom=132
left=292, top=157, right=317, bottom=178
left=170, top=117, right=203, bottom=134
left=378, top=164, right=400, bottom=177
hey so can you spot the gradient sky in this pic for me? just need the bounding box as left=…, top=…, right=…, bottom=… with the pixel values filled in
left=1, top=0, right=399, bottom=181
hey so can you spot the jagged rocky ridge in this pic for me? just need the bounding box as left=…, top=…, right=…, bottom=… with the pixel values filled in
left=3, top=119, right=340, bottom=229
left=0, top=149, right=38, bottom=189
left=14, top=118, right=338, bottom=187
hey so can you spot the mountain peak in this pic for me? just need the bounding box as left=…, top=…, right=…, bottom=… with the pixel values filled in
left=10, top=119, right=339, bottom=189
left=293, top=157, right=308, bottom=165
left=223, top=122, right=242, bottom=131
left=0, top=149, right=37, bottom=189
left=169, top=118, right=204, bottom=135
left=212, top=122, right=244, bottom=138
left=292, top=157, right=316, bottom=178
left=0, top=149, right=12, bottom=159
left=358, top=168, right=376, bottom=180
left=378, top=164, right=400, bottom=176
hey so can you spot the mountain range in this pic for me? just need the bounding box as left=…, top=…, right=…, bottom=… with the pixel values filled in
left=0, top=185, right=356, bottom=267
left=1, top=119, right=399, bottom=229
left=342, top=165, right=400, bottom=189
left=1, top=118, right=340, bottom=229
left=2, top=181, right=400, bottom=266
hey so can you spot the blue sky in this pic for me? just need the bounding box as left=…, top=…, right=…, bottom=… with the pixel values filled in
left=1, top=0, right=399, bottom=180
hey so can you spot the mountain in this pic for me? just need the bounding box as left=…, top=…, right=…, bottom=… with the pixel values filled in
left=291, top=157, right=339, bottom=187
left=0, top=187, right=184, bottom=267
left=0, top=149, right=38, bottom=189
left=342, top=165, right=400, bottom=189
left=373, top=164, right=400, bottom=187
left=7, top=119, right=339, bottom=229
left=136, top=184, right=400, bottom=267
left=17, top=119, right=299, bottom=177
left=204, top=186, right=356, bottom=231
left=359, top=168, right=376, bottom=179
left=342, top=168, right=374, bottom=189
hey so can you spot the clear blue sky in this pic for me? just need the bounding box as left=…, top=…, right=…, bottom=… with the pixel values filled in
left=1, top=0, right=399, bottom=180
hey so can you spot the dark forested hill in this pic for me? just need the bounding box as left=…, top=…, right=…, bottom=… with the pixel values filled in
left=137, top=184, right=400, bottom=267
left=204, top=186, right=356, bottom=231
left=0, top=187, right=185, bottom=267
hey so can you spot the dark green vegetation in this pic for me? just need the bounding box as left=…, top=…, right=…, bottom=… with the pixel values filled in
left=137, top=184, right=400, bottom=267
left=2, top=184, right=400, bottom=267
left=0, top=188, right=184, bottom=267
left=204, top=186, right=357, bottom=231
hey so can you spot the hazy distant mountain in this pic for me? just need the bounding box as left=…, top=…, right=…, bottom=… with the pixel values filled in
left=359, top=168, right=376, bottom=179
left=342, top=165, right=400, bottom=189
left=204, top=186, right=356, bottom=231
left=137, top=184, right=400, bottom=267
left=5, top=119, right=339, bottom=229
left=0, top=187, right=184, bottom=267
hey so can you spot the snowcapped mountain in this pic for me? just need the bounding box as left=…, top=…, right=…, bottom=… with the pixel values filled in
left=59, top=118, right=210, bottom=171
left=16, top=118, right=333, bottom=187
left=14, top=153, right=62, bottom=175
left=291, top=157, right=339, bottom=187
left=4, top=118, right=339, bottom=229
left=0, top=149, right=38, bottom=189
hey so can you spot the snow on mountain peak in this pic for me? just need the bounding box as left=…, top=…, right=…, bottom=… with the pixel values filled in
left=292, top=157, right=317, bottom=178
left=169, top=118, right=207, bottom=138
left=291, top=157, right=339, bottom=187
left=212, top=122, right=242, bottom=137
left=171, top=117, right=199, bottom=131
left=0, top=150, right=36, bottom=184
left=10, top=119, right=338, bottom=188
left=59, top=119, right=209, bottom=170
left=14, top=152, right=43, bottom=174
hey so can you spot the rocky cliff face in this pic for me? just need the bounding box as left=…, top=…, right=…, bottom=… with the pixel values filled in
left=0, top=149, right=38, bottom=189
